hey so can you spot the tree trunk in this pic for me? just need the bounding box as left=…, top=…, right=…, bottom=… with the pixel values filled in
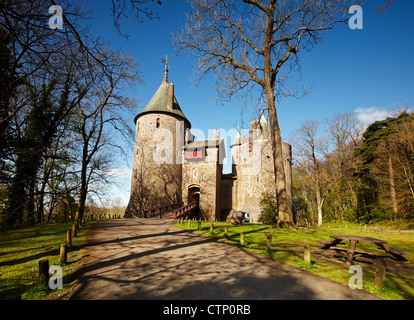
left=316, top=187, right=323, bottom=227
left=267, top=101, right=295, bottom=227
left=26, top=177, right=35, bottom=225
left=402, top=165, right=414, bottom=200
left=310, top=140, right=323, bottom=227
left=388, top=156, right=398, bottom=219
left=262, top=6, right=294, bottom=228
left=74, top=143, right=89, bottom=223
left=314, top=163, right=324, bottom=226
left=74, top=174, right=87, bottom=223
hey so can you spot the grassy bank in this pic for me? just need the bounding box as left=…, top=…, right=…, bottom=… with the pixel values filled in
left=174, top=220, right=414, bottom=300
left=0, top=220, right=93, bottom=300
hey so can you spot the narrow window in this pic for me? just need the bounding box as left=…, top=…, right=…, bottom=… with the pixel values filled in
left=156, top=118, right=160, bottom=128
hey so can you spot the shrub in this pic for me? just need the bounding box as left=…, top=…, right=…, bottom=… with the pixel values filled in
left=258, top=192, right=278, bottom=225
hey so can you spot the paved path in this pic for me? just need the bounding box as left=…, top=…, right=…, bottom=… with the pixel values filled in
left=70, top=219, right=379, bottom=300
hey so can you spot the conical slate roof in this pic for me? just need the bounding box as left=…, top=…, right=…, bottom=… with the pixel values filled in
left=134, top=67, right=191, bottom=128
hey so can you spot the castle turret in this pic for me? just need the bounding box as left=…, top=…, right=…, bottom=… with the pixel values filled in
left=125, top=63, right=191, bottom=217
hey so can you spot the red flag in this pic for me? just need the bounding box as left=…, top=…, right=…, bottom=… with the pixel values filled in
left=161, top=59, right=166, bottom=63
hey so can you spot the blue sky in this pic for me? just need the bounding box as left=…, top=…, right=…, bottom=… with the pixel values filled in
left=79, top=0, right=414, bottom=206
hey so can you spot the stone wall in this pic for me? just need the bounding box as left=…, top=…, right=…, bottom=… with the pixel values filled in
left=220, top=174, right=236, bottom=219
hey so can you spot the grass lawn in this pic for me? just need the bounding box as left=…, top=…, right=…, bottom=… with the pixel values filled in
left=174, top=220, right=414, bottom=300
left=0, top=220, right=94, bottom=300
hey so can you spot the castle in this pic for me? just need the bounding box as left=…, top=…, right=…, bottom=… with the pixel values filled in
left=125, top=64, right=292, bottom=223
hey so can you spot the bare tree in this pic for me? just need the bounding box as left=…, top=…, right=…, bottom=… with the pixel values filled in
left=111, top=0, right=162, bottom=37
left=174, top=0, right=358, bottom=227
left=292, top=120, right=327, bottom=226
left=293, top=113, right=363, bottom=226
left=378, top=0, right=396, bottom=15
left=72, top=48, right=139, bottom=223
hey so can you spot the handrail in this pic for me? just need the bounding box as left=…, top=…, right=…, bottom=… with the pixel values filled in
left=174, top=201, right=199, bottom=219
left=143, top=201, right=184, bottom=218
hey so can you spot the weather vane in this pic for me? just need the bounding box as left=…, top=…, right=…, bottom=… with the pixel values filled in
left=161, top=55, right=168, bottom=84
left=161, top=55, right=168, bottom=69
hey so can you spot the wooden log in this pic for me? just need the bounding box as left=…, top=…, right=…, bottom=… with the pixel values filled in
left=39, top=259, right=49, bottom=282
left=304, top=244, right=311, bottom=264
left=240, top=232, right=245, bottom=245
left=266, top=234, right=272, bottom=252
left=60, top=244, right=67, bottom=264
left=375, top=258, right=386, bottom=289
left=66, top=230, right=72, bottom=246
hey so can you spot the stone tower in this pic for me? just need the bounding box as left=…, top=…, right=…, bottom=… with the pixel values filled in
left=125, top=63, right=191, bottom=217
left=229, top=115, right=292, bottom=223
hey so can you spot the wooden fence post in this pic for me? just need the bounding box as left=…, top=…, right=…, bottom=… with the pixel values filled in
left=39, top=259, right=49, bottom=283
left=66, top=230, right=72, bottom=246
left=240, top=232, right=245, bottom=245
left=60, top=244, right=67, bottom=264
left=224, top=226, right=229, bottom=238
left=71, top=223, right=77, bottom=237
left=304, top=244, right=311, bottom=264
left=188, top=220, right=191, bottom=227
left=375, top=258, right=386, bottom=289
left=266, top=234, right=272, bottom=252
left=197, top=221, right=201, bottom=230
left=210, top=224, right=214, bottom=233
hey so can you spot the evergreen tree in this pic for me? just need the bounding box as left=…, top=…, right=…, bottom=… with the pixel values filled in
left=354, top=112, right=411, bottom=222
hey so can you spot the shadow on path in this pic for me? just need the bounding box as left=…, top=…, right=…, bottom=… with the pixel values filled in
left=70, top=219, right=379, bottom=300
